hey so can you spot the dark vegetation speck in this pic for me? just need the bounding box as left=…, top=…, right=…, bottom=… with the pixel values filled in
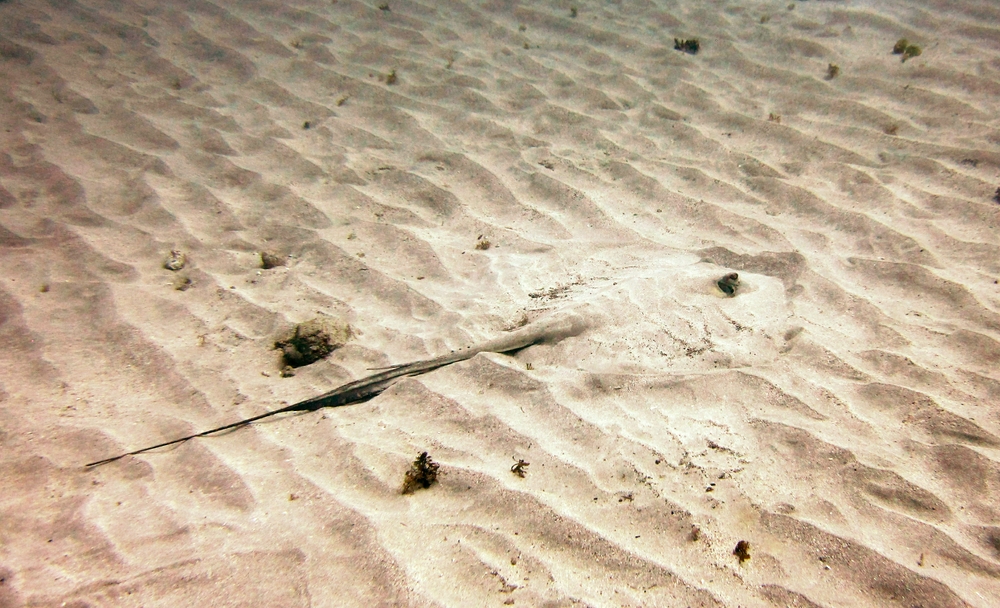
left=734, top=540, right=751, bottom=563
left=260, top=251, right=287, bottom=269
left=275, top=318, right=350, bottom=368
left=402, top=452, right=440, bottom=494
left=164, top=250, right=186, bottom=271
left=674, top=38, right=700, bottom=54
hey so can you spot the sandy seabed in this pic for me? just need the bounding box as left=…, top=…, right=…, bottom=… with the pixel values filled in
left=2, top=0, right=1000, bottom=606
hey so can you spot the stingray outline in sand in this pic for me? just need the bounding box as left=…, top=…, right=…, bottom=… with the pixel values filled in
left=85, top=314, right=587, bottom=468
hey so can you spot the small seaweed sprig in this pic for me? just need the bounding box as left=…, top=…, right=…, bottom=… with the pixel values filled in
left=674, top=38, right=700, bottom=54
left=511, top=458, right=530, bottom=478
left=402, top=452, right=440, bottom=494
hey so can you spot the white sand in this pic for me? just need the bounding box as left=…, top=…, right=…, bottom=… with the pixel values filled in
left=2, top=0, right=1000, bottom=605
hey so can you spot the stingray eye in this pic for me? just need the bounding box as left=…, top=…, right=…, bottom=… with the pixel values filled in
left=717, top=273, right=740, bottom=296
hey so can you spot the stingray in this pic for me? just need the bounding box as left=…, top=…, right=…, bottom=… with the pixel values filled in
left=85, top=313, right=586, bottom=468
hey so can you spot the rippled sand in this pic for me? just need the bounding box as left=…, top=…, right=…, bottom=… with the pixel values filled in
left=2, top=0, right=999, bottom=606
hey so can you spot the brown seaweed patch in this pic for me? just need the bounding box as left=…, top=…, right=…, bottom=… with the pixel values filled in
left=510, top=458, right=529, bottom=478
left=260, top=250, right=287, bottom=269
left=402, top=452, right=439, bottom=494
left=674, top=38, right=700, bottom=54
left=275, top=317, right=351, bottom=368
left=734, top=540, right=751, bottom=563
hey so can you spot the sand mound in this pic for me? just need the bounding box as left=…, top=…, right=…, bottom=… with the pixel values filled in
left=2, top=0, right=999, bottom=606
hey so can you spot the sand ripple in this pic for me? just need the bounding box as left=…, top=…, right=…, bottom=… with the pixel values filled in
left=1, top=0, right=999, bottom=606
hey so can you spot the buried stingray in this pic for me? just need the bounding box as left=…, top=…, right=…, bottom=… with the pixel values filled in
left=86, top=314, right=586, bottom=468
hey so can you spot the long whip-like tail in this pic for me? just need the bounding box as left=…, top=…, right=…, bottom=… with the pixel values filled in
left=85, top=313, right=586, bottom=468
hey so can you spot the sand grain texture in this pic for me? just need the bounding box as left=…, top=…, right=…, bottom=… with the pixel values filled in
left=1, top=0, right=999, bottom=606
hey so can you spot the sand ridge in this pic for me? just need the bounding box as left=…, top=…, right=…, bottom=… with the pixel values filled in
left=1, top=0, right=1000, bottom=606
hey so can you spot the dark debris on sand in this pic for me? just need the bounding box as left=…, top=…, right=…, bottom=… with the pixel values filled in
left=275, top=317, right=350, bottom=368
left=402, top=452, right=440, bottom=494
left=674, top=38, right=700, bottom=54
left=734, top=540, right=751, bottom=563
